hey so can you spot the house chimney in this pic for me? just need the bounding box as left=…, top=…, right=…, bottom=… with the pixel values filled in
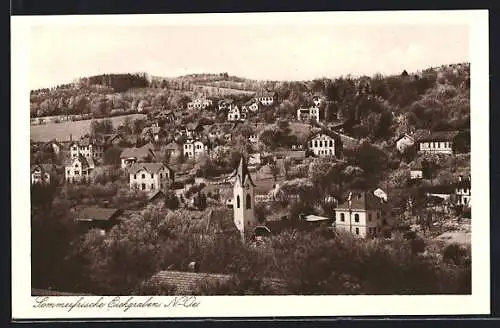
left=188, top=261, right=199, bottom=273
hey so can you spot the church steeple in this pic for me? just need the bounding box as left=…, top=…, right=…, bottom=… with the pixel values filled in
left=232, top=156, right=256, bottom=241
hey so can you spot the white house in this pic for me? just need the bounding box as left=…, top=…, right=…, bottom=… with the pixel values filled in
left=218, top=99, right=234, bottom=111
left=395, top=133, right=415, bottom=153
left=418, top=131, right=459, bottom=155
left=183, top=139, right=208, bottom=159
left=227, top=105, right=247, bottom=122
left=65, top=155, right=94, bottom=183
left=312, top=94, right=324, bottom=107
left=187, top=98, right=212, bottom=110
left=31, top=164, right=56, bottom=185
left=129, top=163, right=174, bottom=192
left=297, top=106, right=320, bottom=122
left=455, top=176, right=471, bottom=207
left=255, top=91, right=275, bottom=106
left=334, top=191, right=388, bottom=238
left=248, top=134, right=259, bottom=143
left=307, top=131, right=337, bottom=157
left=70, top=138, right=104, bottom=161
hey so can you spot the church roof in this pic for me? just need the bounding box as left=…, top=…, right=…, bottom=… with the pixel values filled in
left=231, top=157, right=256, bottom=187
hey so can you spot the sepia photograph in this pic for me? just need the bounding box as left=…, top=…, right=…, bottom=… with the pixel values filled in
left=12, top=10, right=489, bottom=318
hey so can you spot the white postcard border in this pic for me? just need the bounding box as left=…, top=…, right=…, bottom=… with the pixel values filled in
left=11, top=10, right=490, bottom=319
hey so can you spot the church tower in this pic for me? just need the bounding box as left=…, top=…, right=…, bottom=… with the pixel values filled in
left=232, top=156, right=256, bottom=241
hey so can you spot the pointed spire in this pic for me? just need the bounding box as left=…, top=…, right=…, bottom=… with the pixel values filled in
left=234, top=156, right=255, bottom=187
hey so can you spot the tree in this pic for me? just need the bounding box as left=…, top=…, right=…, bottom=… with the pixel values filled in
left=269, top=161, right=281, bottom=183
left=90, top=119, right=114, bottom=135
left=103, top=147, right=122, bottom=166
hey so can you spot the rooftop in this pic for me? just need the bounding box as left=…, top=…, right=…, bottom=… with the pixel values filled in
left=77, top=207, right=122, bottom=222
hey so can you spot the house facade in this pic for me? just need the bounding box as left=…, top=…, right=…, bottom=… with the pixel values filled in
left=455, top=176, right=471, bottom=207
left=31, top=164, right=56, bottom=185
left=129, top=163, right=174, bottom=192
left=395, top=133, right=415, bottom=153
left=227, top=106, right=247, bottom=122
left=334, top=191, right=387, bottom=238
left=255, top=91, right=275, bottom=106
left=297, top=106, right=320, bottom=122
left=308, top=132, right=336, bottom=157
left=183, top=139, right=208, bottom=159
left=70, top=138, right=104, bottom=161
left=188, top=98, right=212, bottom=110
left=65, top=155, right=94, bottom=183
left=418, top=131, right=459, bottom=154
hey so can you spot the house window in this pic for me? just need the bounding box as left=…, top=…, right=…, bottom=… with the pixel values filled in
left=340, top=213, right=345, bottom=222
left=75, top=171, right=80, bottom=175
left=160, top=173, right=163, bottom=179
left=246, top=194, right=252, bottom=209
left=237, top=195, right=240, bottom=208
left=319, top=141, right=323, bottom=147
left=354, top=214, right=359, bottom=222
left=142, top=174, right=145, bottom=179
left=314, top=141, right=318, bottom=147
left=141, top=183, right=146, bottom=190
left=134, top=174, right=137, bottom=179
left=151, top=184, right=154, bottom=190
left=355, top=227, right=359, bottom=235
left=368, top=214, right=372, bottom=221
left=329, top=140, right=333, bottom=147
left=151, top=174, right=154, bottom=179
left=377, top=212, right=381, bottom=219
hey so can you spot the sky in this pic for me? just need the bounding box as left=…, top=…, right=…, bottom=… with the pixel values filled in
left=29, top=24, right=469, bottom=89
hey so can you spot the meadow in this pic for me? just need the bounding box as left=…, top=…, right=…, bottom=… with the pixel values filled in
left=30, top=114, right=147, bottom=142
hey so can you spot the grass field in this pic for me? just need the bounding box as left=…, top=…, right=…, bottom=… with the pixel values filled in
left=30, top=113, right=147, bottom=142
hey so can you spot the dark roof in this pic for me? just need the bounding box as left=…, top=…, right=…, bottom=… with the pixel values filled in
left=395, top=133, right=414, bottom=142
left=77, top=207, right=121, bottom=222
left=147, top=270, right=286, bottom=295
left=148, top=190, right=165, bottom=202
left=120, top=147, right=155, bottom=159
left=128, top=163, right=168, bottom=174
left=230, top=157, right=256, bottom=187
left=336, top=191, right=386, bottom=211
left=255, top=90, right=276, bottom=98
left=417, top=131, right=459, bottom=142
left=31, top=163, right=56, bottom=173
left=421, top=184, right=456, bottom=195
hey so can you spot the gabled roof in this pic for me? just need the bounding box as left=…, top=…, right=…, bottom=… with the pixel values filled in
left=148, top=190, right=165, bottom=202
left=336, top=191, right=386, bottom=211
left=418, top=131, right=459, bottom=142
left=395, top=133, right=415, bottom=143
left=308, top=129, right=340, bottom=141
left=255, top=90, right=276, bottom=97
left=128, top=163, right=168, bottom=174
left=66, top=154, right=91, bottom=168
left=31, top=163, right=56, bottom=174
left=120, top=147, right=155, bottom=160
left=77, top=207, right=122, bottom=222
left=231, top=157, right=256, bottom=187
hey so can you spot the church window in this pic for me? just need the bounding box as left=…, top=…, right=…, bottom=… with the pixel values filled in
left=246, top=194, right=252, bottom=209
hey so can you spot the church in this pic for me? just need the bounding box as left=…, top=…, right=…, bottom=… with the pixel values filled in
left=230, top=157, right=258, bottom=241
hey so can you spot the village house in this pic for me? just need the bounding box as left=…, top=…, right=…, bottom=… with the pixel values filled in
left=129, top=163, right=174, bottom=192
left=227, top=105, right=247, bottom=122
left=165, top=141, right=182, bottom=159
left=307, top=130, right=337, bottom=157
left=119, top=145, right=156, bottom=169
left=409, top=162, right=424, bottom=180
left=218, top=99, right=234, bottom=111
left=31, top=164, right=56, bottom=185
left=395, top=133, right=415, bottom=153
left=183, top=139, right=209, bottom=159
left=102, top=133, right=122, bottom=146
left=297, top=106, right=320, bottom=122
left=312, top=93, right=325, bottom=107
left=155, top=110, right=176, bottom=123
left=455, top=176, right=471, bottom=207
left=76, top=207, right=123, bottom=235
left=187, top=98, right=212, bottom=110
left=248, top=134, right=259, bottom=143
left=65, top=155, right=94, bottom=183
left=418, top=131, right=459, bottom=155
left=141, top=123, right=167, bottom=142
left=70, top=137, right=104, bottom=161
left=45, top=140, right=62, bottom=155
left=255, top=90, right=275, bottom=106
left=334, top=191, right=388, bottom=238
